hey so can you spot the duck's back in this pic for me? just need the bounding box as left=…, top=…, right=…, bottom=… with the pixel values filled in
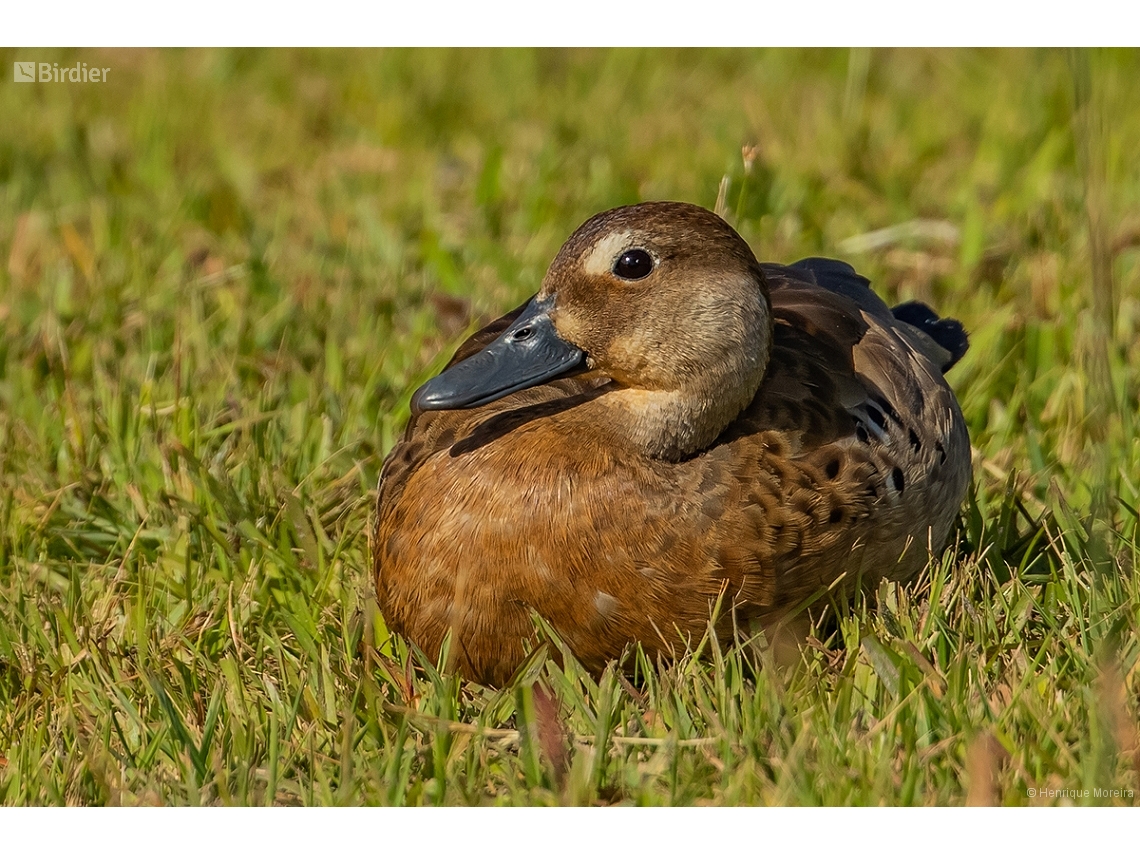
left=693, top=259, right=970, bottom=615
left=374, top=259, right=969, bottom=683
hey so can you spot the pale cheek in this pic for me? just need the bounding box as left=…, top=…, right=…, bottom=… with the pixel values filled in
left=597, top=337, right=661, bottom=383
left=550, top=307, right=584, bottom=344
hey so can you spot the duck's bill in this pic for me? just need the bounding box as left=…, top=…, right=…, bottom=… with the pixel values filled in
left=411, top=296, right=587, bottom=412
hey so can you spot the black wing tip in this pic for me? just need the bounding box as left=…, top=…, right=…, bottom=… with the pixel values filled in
left=891, top=300, right=969, bottom=372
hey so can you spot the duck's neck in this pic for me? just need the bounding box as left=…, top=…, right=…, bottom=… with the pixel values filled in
left=573, top=271, right=773, bottom=461
left=595, top=365, right=766, bottom=462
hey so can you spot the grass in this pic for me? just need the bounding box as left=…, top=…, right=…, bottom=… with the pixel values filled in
left=0, top=47, right=1138, bottom=806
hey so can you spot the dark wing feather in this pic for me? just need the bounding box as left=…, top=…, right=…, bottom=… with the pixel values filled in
left=787, top=257, right=893, bottom=322
left=890, top=301, right=969, bottom=371
left=699, top=261, right=971, bottom=611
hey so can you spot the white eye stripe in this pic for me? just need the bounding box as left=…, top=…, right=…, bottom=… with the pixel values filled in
left=581, top=230, right=638, bottom=277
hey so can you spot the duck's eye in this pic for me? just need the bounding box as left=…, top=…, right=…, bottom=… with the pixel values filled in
left=613, top=249, right=654, bottom=280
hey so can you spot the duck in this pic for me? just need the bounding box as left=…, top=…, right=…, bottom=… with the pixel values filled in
left=373, top=201, right=971, bottom=686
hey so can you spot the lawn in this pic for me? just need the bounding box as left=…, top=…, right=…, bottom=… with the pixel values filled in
left=0, top=47, right=1137, bottom=805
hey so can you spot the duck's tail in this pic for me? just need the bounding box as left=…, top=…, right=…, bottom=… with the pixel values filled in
left=889, top=301, right=969, bottom=372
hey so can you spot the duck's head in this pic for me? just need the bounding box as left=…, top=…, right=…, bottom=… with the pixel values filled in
left=413, top=202, right=773, bottom=460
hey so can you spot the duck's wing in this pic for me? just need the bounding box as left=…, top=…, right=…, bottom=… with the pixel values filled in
left=787, top=257, right=968, bottom=372
left=701, top=260, right=971, bottom=611
left=748, top=259, right=969, bottom=452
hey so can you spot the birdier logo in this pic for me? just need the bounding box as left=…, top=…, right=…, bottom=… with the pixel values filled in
left=13, top=61, right=109, bottom=83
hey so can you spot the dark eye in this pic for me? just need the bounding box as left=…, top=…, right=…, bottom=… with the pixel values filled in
left=613, top=248, right=654, bottom=280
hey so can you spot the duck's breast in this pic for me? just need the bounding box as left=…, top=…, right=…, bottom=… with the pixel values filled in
left=375, top=385, right=739, bottom=681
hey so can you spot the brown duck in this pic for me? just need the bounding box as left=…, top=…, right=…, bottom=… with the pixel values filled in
left=374, top=201, right=970, bottom=686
